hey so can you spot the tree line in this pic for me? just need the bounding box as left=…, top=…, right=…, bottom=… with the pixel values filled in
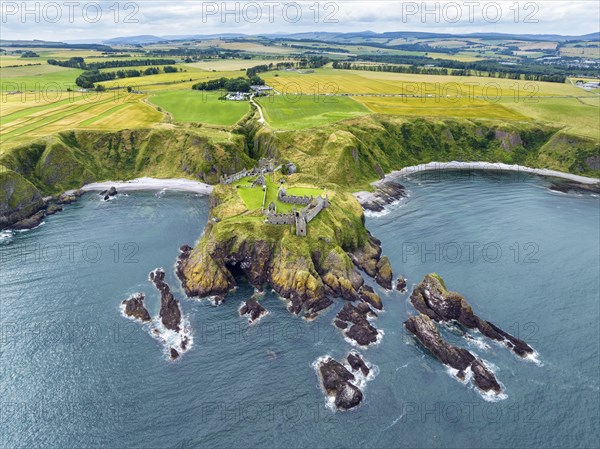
left=75, top=66, right=181, bottom=88
left=192, top=76, right=265, bottom=92
left=48, top=57, right=177, bottom=71
left=333, top=57, right=568, bottom=83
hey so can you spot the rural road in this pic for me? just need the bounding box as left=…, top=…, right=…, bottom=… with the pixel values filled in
left=250, top=95, right=266, bottom=125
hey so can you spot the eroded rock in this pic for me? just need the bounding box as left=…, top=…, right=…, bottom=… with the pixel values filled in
left=336, top=303, right=379, bottom=346
left=316, top=357, right=363, bottom=410
left=149, top=268, right=182, bottom=332
left=410, top=274, right=534, bottom=357
left=240, top=296, right=268, bottom=323
left=122, top=293, right=151, bottom=322
left=405, top=314, right=501, bottom=395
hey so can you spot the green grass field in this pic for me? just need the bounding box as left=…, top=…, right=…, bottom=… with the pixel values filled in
left=149, top=90, right=250, bottom=125
left=235, top=175, right=324, bottom=213
left=257, top=94, right=369, bottom=130
left=1, top=64, right=82, bottom=90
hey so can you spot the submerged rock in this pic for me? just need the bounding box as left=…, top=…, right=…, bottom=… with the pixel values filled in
left=122, top=293, right=151, bottom=322
left=316, top=357, right=363, bottom=410
left=410, top=274, right=534, bottom=358
left=149, top=268, right=182, bottom=332
left=240, top=296, right=268, bottom=323
left=405, top=314, right=501, bottom=395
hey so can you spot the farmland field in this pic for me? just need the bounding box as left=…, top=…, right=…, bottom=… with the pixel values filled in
left=1, top=64, right=82, bottom=90
left=355, top=96, right=528, bottom=120
left=0, top=91, right=162, bottom=149
left=263, top=68, right=589, bottom=97
left=497, top=96, right=600, bottom=139
left=149, top=90, right=250, bottom=125
left=256, top=94, right=369, bottom=130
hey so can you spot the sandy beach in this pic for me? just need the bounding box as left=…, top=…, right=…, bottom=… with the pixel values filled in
left=377, top=162, right=600, bottom=186
left=71, top=177, right=214, bottom=195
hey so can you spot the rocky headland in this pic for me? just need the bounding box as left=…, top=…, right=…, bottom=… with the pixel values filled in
left=176, top=185, right=394, bottom=321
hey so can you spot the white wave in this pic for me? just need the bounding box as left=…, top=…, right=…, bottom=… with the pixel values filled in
left=0, top=230, right=14, bottom=243
left=465, top=334, right=491, bottom=351
left=445, top=363, right=508, bottom=402
left=523, top=350, right=543, bottom=366
left=382, top=412, right=406, bottom=431
left=149, top=312, right=194, bottom=361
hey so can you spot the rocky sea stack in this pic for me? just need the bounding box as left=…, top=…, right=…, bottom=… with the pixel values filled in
left=122, top=293, right=151, bottom=322
left=405, top=315, right=502, bottom=395
left=410, top=274, right=534, bottom=357
left=316, top=356, right=364, bottom=410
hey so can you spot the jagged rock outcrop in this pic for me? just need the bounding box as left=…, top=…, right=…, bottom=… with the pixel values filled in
left=549, top=180, right=600, bottom=194
left=336, top=302, right=380, bottom=346
left=122, top=293, right=151, bottom=322
left=358, top=285, right=382, bottom=310
left=356, top=181, right=407, bottom=212
left=405, top=314, right=501, bottom=394
left=149, top=268, right=182, bottom=332
left=347, top=352, right=370, bottom=376
left=410, top=274, right=534, bottom=357
left=395, top=276, right=407, bottom=292
left=240, top=296, right=268, bottom=323
left=100, top=186, right=118, bottom=201
left=11, top=210, right=45, bottom=230
left=316, top=357, right=364, bottom=410
left=349, top=234, right=393, bottom=290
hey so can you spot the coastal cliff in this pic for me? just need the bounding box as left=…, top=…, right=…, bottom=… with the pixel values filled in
left=177, top=184, right=391, bottom=318
left=2, top=116, right=598, bottom=229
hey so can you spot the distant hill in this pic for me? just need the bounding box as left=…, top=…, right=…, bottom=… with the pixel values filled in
left=103, top=33, right=248, bottom=45
left=0, top=39, right=113, bottom=51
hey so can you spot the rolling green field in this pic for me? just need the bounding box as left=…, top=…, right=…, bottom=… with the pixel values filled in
left=1, top=64, right=82, bottom=90
left=257, top=94, right=369, bottom=130
left=149, top=90, right=250, bottom=125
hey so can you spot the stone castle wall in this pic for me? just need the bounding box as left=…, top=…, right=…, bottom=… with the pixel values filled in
left=266, top=213, right=296, bottom=225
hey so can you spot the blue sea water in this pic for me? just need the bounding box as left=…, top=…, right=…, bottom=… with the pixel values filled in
left=0, top=172, right=598, bottom=449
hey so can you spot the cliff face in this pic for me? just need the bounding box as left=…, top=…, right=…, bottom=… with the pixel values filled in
left=177, top=186, right=391, bottom=318
left=252, top=116, right=599, bottom=191
left=2, top=116, right=598, bottom=230
left=0, top=167, right=45, bottom=229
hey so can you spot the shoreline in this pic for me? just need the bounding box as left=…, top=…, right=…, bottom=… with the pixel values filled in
left=69, top=177, right=214, bottom=195
left=376, top=162, right=600, bottom=186
left=354, top=161, right=600, bottom=210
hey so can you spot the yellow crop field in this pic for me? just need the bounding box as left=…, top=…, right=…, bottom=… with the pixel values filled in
left=355, top=96, right=529, bottom=120
left=186, top=59, right=292, bottom=71
left=0, top=91, right=162, bottom=148
left=263, top=68, right=589, bottom=98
